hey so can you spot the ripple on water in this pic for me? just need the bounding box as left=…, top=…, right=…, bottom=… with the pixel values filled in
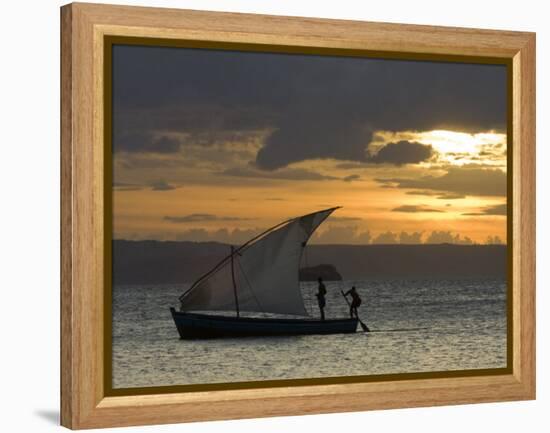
left=112, top=278, right=507, bottom=388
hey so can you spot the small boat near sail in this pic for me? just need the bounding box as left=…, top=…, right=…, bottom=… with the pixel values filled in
left=171, top=207, right=358, bottom=339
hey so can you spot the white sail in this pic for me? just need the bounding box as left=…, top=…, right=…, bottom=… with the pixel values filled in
left=179, top=208, right=338, bottom=316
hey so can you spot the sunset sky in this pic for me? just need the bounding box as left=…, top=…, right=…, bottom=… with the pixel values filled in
left=112, top=45, right=507, bottom=245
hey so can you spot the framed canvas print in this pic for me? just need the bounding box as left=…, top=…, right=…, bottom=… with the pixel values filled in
left=60, top=2, right=536, bottom=429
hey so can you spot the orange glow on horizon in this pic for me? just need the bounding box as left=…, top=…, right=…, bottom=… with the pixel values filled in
left=113, top=128, right=507, bottom=245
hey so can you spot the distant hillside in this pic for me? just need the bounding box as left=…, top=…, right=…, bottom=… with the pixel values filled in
left=299, top=264, right=342, bottom=282
left=112, top=240, right=507, bottom=285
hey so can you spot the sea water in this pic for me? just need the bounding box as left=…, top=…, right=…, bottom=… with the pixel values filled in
left=112, top=278, right=507, bottom=388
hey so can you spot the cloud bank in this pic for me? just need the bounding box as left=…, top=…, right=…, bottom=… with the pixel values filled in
left=462, top=203, right=507, bottom=216
left=113, top=45, right=507, bottom=170
left=376, top=167, right=506, bottom=197
left=392, top=205, right=444, bottom=213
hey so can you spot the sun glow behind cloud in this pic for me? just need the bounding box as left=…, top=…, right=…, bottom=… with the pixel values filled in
left=370, top=130, right=507, bottom=168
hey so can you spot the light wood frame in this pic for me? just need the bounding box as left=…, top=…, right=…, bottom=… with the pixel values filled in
left=61, top=2, right=536, bottom=429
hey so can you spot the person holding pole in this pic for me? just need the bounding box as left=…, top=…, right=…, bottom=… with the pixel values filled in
left=344, top=286, right=362, bottom=319
left=340, top=286, right=369, bottom=332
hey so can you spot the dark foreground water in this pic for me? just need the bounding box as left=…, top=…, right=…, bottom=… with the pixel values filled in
left=112, top=278, right=507, bottom=388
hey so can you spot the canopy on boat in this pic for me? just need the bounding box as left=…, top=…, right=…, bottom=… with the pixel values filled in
left=179, top=207, right=339, bottom=316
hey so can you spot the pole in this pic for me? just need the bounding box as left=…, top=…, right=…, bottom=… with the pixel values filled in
left=230, top=246, right=240, bottom=318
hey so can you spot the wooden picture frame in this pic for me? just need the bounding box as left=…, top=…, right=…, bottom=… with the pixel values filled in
left=60, top=2, right=536, bottom=429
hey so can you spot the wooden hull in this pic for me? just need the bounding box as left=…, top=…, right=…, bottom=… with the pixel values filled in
left=170, top=308, right=358, bottom=339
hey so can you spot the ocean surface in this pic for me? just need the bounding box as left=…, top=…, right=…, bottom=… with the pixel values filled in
left=112, top=278, right=507, bottom=388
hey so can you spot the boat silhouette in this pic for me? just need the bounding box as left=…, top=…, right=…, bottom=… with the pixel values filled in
left=170, top=207, right=358, bottom=338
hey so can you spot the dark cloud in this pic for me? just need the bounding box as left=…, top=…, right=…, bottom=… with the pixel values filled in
left=113, top=182, right=144, bottom=191
left=164, top=214, right=250, bottom=223
left=437, top=193, right=465, bottom=200
left=368, top=141, right=434, bottom=165
left=462, top=203, right=507, bottom=216
left=221, top=166, right=338, bottom=181
left=376, top=167, right=506, bottom=197
left=343, top=174, right=361, bottom=182
left=406, top=190, right=438, bottom=196
left=113, top=45, right=507, bottom=168
left=407, top=190, right=467, bottom=200
left=221, top=166, right=364, bottom=182
left=115, top=154, right=189, bottom=170
left=335, top=162, right=364, bottom=169
left=116, top=133, right=181, bottom=154
left=392, top=205, right=444, bottom=213
left=255, top=121, right=371, bottom=169
left=150, top=180, right=177, bottom=191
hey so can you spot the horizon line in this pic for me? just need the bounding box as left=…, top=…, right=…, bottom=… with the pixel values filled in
left=112, top=238, right=507, bottom=246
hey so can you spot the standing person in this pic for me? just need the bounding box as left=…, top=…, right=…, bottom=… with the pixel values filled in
left=315, top=277, right=327, bottom=320
left=344, top=286, right=362, bottom=318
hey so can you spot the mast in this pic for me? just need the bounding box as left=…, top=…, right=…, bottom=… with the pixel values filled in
left=230, top=246, right=240, bottom=318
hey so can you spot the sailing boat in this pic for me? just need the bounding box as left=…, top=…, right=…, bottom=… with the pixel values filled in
left=170, top=207, right=358, bottom=338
